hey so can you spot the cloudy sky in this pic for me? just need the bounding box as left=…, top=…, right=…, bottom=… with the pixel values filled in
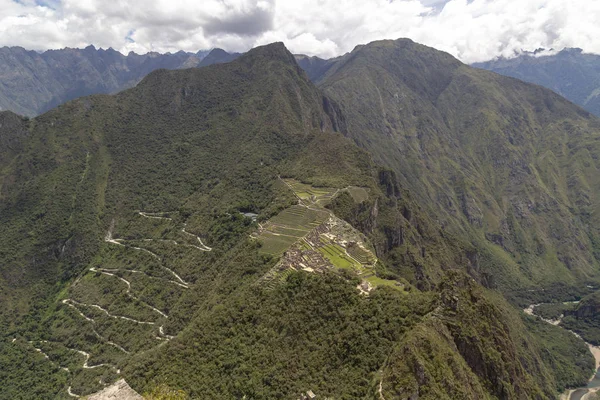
left=1, top=0, right=599, bottom=63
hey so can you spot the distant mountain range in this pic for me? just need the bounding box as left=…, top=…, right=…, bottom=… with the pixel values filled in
left=0, top=46, right=239, bottom=116
left=0, top=44, right=338, bottom=117
left=474, top=48, right=600, bottom=117
left=3, top=44, right=600, bottom=120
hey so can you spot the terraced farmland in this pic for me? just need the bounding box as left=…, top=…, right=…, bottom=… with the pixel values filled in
left=318, top=240, right=361, bottom=271
left=346, top=243, right=376, bottom=265
left=255, top=178, right=402, bottom=294
left=283, top=179, right=339, bottom=206
left=257, top=205, right=329, bottom=255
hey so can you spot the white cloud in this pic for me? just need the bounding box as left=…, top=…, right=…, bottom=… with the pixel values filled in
left=0, top=0, right=599, bottom=62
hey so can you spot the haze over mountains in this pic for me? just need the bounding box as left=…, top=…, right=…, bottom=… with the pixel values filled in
left=4, top=43, right=600, bottom=122
left=474, top=48, right=600, bottom=118
left=2, top=38, right=600, bottom=399
left=0, top=46, right=239, bottom=117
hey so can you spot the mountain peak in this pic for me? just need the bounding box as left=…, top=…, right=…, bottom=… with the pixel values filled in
left=239, top=42, right=297, bottom=67
left=207, top=47, right=228, bottom=56
left=198, top=47, right=240, bottom=67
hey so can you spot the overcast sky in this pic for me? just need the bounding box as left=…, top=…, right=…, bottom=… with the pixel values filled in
left=1, top=0, right=599, bottom=63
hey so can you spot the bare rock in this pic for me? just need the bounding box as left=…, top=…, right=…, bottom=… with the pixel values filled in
left=87, top=379, right=143, bottom=400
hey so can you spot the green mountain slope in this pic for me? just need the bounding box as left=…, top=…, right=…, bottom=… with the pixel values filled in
left=319, top=38, right=600, bottom=297
left=474, top=48, right=600, bottom=118
left=0, top=42, right=594, bottom=399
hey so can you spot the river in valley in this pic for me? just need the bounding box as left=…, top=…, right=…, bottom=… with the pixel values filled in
left=525, top=303, right=600, bottom=400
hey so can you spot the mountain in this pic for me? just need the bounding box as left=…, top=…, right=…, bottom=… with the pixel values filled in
left=0, top=46, right=216, bottom=117
left=318, top=38, right=600, bottom=297
left=294, top=54, right=338, bottom=82
left=0, top=45, right=339, bottom=118
left=0, top=41, right=596, bottom=399
left=198, top=48, right=241, bottom=67
left=474, top=48, right=600, bottom=118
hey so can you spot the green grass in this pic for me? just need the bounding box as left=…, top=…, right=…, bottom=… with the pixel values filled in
left=318, top=244, right=359, bottom=270
left=270, top=225, right=310, bottom=237
left=295, top=191, right=311, bottom=199
left=258, top=232, right=299, bottom=254
left=365, top=275, right=404, bottom=290
left=284, top=179, right=337, bottom=201
left=257, top=205, right=329, bottom=255
left=345, top=186, right=369, bottom=203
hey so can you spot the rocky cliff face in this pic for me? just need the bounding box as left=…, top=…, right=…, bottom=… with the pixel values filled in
left=0, top=40, right=597, bottom=399
left=87, top=379, right=142, bottom=400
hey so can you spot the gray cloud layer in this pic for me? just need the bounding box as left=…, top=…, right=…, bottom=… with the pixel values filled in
left=1, top=0, right=598, bottom=63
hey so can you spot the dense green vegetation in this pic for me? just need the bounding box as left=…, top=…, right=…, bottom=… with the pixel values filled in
left=382, top=272, right=594, bottom=399
left=125, top=272, right=436, bottom=399
left=0, top=40, right=598, bottom=399
left=319, top=38, right=600, bottom=296
left=560, top=291, right=600, bottom=345
left=534, top=302, right=578, bottom=321
left=474, top=48, right=600, bottom=118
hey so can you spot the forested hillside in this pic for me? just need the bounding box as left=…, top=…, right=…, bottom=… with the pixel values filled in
left=0, top=41, right=596, bottom=399
left=319, top=39, right=600, bottom=299
left=474, top=48, right=600, bottom=118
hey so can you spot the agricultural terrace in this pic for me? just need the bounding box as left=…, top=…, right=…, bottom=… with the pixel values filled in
left=283, top=179, right=338, bottom=207
left=256, top=205, right=329, bottom=254
left=256, top=179, right=402, bottom=292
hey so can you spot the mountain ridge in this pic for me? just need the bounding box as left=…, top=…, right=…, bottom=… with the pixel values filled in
left=318, top=38, right=600, bottom=294
left=0, top=40, right=597, bottom=399
left=0, top=45, right=243, bottom=117
left=474, top=48, right=600, bottom=117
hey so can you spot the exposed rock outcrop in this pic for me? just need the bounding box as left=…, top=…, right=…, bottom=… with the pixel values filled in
left=87, top=379, right=143, bottom=400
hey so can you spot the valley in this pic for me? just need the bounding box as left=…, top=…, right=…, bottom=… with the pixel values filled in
left=526, top=302, right=600, bottom=400
left=1, top=40, right=600, bottom=399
